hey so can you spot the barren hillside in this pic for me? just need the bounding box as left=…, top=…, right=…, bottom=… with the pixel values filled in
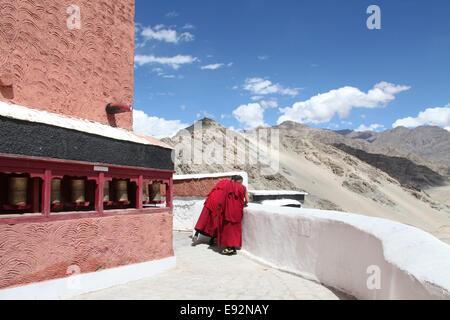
left=336, top=125, right=450, bottom=174
left=163, top=119, right=450, bottom=244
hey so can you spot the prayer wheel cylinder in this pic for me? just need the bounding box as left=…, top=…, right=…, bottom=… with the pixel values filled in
left=51, top=178, right=62, bottom=204
left=103, top=181, right=110, bottom=202
left=8, top=176, right=28, bottom=206
left=115, top=180, right=128, bottom=202
left=71, top=179, right=86, bottom=203
left=149, top=183, right=161, bottom=202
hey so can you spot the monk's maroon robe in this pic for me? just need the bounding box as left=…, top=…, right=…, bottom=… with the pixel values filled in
left=218, top=181, right=247, bottom=248
left=194, top=180, right=229, bottom=238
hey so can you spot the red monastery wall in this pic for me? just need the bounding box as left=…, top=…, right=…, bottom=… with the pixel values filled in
left=173, top=177, right=233, bottom=198
left=0, top=212, right=173, bottom=290
left=0, top=0, right=134, bottom=130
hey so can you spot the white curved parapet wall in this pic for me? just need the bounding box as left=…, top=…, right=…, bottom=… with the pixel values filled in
left=242, top=204, right=450, bottom=300
left=173, top=198, right=205, bottom=231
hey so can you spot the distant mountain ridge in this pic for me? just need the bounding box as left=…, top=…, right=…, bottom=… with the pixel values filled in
left=164, top=118, right=449, bottom=188
left=274, top=121, right=449, bottom=176
left=336, top=125, right=450, bottom=168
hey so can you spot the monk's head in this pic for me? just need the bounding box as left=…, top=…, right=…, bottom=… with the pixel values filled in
left=231, top=175, right=244, bottom=185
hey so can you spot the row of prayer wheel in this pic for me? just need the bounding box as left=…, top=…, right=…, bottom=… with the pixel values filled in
left=7, top=176, right=162, bottom=206
left=103, top=180, right=161, bottom=202
left=102, top=180, right=129, bottom=202
left=51, top=178, right=85, bottom=204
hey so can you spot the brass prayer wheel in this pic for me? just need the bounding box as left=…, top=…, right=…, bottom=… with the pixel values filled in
left=71, top=179, right=86, bottom=203
left=8, top=176, right=28, bottom=206
left=149, top=182, right=161, bottom=202
left=103, top=181, right=110, bottom=202
left=51, top=178, right=62, bottom=204
left=115, top=180, right=128, bottom=202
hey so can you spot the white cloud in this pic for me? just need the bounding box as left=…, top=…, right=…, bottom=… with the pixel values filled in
left=135, top=22, right=143, bottom=33
left=393, top=105, right=450, bottom=131
left=258, top=55, right=269, bottom=61
left=243, top=77, right=299, bottom=97
left=179, top=32, right=195, bottom=42
left=153, top=24, right=165, bottom=31
left=277, top=82, right=410, bottom=125
left=355, top=123, right=385, bottom=132
left=251, top=96, right=263, bottom=101
left=151, top=67, right=183, bottom=79
left=200, top=62, right=233, bottom=70
left=182, top=23, right=195, bottom=30
left=201, top=63, right=224, bottom=70
left=152, top=67, right=164, bottom=75
left=135, top=54, right=198, bottom=69
left=133, top=110, right=188, bottom=139
left=260, top=100, right=278, bottom=109
left=232, top=103, right=267, bottom=129
left=196, top=110, right=215, bottom=119
left=141, top=25, right=194, bottom=44
left=166, top=11, right=179, bottom=18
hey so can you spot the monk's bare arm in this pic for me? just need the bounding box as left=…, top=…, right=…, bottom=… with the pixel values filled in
left=245, top=191, right=250, bottom=205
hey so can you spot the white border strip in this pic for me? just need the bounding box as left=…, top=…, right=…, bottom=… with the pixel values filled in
left=174, top=172, right=249, bottom=187
left=249, top=190, right=308, bottom=196
left=0, top=101, right=169, bottom=149
left=0, top=256, right=176, bottom=300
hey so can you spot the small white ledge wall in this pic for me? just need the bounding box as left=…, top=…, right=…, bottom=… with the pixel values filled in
left=173, top=198, right=205, bottom=231
left=242, top=204, right=450, bottom=300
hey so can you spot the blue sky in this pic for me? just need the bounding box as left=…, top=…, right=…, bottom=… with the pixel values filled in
left=133, top=0, right=450, bottom=138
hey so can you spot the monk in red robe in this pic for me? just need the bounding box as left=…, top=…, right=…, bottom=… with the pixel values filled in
left=218, top=175, right=250, bottom=255
left=192, top=179, right=230, bottom=246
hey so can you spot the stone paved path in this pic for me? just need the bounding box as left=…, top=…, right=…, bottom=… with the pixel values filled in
left=72, top=231, right=345, bottom=300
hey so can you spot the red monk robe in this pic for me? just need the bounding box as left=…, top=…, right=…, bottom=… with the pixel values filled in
left=218, top=181, right=247, bottom=248
left=194, top=180, right=230, bottom=238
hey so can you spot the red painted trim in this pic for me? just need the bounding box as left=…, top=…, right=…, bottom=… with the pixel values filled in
left=137, top=175, right=144, bottom=210
left=102, top=208, right=169, bottom=218
left=32, top=178, right=40, bottom=213
left=166, top=177, right=174, bottom=210
left=0, top=154, right=174, bottom=225
left=2, top=204, right=32, bottom=211
left=42, top=169, right=51, bottom=217
left=0, top=208, right=171, bottom=225
left=96, top=172, right=105, bottom=214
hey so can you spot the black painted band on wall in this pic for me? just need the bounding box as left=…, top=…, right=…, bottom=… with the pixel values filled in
left=0, top=116, right=174, bottom=171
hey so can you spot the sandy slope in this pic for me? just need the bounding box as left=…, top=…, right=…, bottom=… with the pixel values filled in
left=277, top=149, right=450, bottom=244
left=427, top=186, right=450, bottom=206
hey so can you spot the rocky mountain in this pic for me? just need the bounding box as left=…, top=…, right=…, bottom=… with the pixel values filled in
left=333, top=143, right=447, bottom=189
left=273, top=121, right=450, bottom=179
left=162, top=118, right=450, bottom=244
left=337, top=126, right=450, bottom=170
